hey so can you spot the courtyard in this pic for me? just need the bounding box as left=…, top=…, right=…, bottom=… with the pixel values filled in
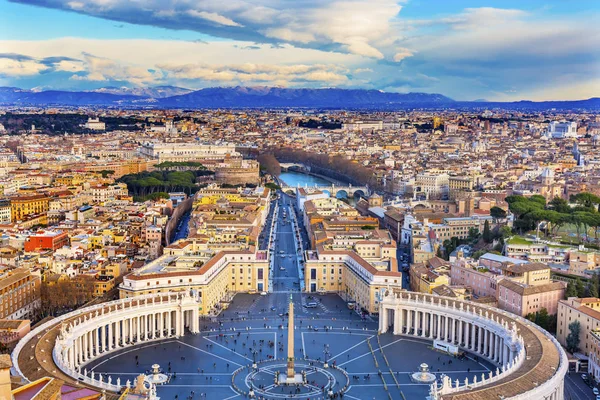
left=85, top=293, right=494, bottom=400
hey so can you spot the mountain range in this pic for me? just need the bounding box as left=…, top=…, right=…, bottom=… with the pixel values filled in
left=0, top=86, right=598, bottom=110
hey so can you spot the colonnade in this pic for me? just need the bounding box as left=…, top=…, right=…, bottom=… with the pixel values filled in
left=385, top=307, right=517, bottom=368
left=45, top=292, right=200, bottom=392
left=64, top=309, right=189, bottom=370
left=378, top=290, right=567, bottom=400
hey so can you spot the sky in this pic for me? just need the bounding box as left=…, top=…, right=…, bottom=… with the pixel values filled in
left=0, top=0, right=599, bottom=101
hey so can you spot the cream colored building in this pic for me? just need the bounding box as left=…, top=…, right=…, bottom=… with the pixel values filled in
left=304, top=248, right=402, bottom=314
left=120, top=250, right=269, bottom=315
left=557, top=297, right=600, bottom=357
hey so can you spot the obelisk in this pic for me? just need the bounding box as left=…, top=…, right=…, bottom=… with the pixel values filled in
left=286, top=293, right=295, bottom=378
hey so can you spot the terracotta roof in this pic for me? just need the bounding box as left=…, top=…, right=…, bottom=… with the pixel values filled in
left=499, top=280, right=565, bottom=296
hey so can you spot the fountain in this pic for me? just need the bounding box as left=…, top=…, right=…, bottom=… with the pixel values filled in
left=144, top=364, right=169, bottom=386
left=411, top=363, right=436, bottom=383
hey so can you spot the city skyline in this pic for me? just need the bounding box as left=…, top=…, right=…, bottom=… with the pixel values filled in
left=1, top=0, right=599, bottom=101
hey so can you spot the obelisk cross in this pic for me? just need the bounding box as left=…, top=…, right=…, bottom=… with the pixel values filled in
left=287, top=293, right=295, bottom=377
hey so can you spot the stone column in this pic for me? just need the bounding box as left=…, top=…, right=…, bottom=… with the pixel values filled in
left=144, top=315, right=149, bottom=340
left=458, top=320, right=463, bottom=346
left=167, top=311, right=172, bottom=336
left=175, top=310, right=182, bottom=336
left=478, top=326, right=484, bottom=354
left=136, top=316, right=140, bottom=342
left=108, top=321, right=113, bottom=350
left=436, top=314, right=441, bottom=340
left=450, top=318, right=455, bottom=343
left=380, top=307, right=388, bottom=333
left=503, top=344, right=509, bottom=367
left=100, top=325, right=106, bottom=352
left=82, top=332, right=88, bottom=362
left=68, top=346, right=75, bottom=369
left=484, top=329, right=489, bottom=357
left=464, top=322, right=469, bottom=348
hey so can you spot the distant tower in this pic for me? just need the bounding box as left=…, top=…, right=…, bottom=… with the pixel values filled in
left=368, top=193, right=383, bottom=208
left=540, top=167, right=554, bottom=185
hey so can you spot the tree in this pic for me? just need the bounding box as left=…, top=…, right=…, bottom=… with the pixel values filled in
left=499, top=225, right=512, bottom=238
left=565, top=281, right=578, bottom=299
left=575, top=277, right=586, bottom=298
left=483, top=220, right=492, bottom=243
left=549, top=196, right=570, bottom=213
left=589, top=281, right=599, bottom=298
left=566, top=321, right=581, bottom=353
left=257, top=153, right=281, bottom=177
left=468, top=227, right=480, bottom=241
left=490, top=206, right=507, bottom=222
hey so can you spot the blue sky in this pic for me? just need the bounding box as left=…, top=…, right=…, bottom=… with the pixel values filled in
left=0, top=0, right=598, bottom=100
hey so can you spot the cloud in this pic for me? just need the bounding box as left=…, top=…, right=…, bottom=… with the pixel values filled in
left=70, top=53, right=161, bottom=85
left=0, top=53, right=85, bottom=76
left=393, top=48, right=413, bottom=62
left=186, top=10, right=243, bottom=27
left=158, top=63, right=349, bottom=85
left=9, top=0, right=403, bottom=59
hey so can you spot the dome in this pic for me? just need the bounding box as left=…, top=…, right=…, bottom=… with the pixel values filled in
left=541, top=167, right=554, bottom=178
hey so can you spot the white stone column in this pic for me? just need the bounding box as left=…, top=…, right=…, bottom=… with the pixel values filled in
left=478, top=326, right=484, bottom=354
left=445, top=317, right=450, bottom=342
left=175, top=311, right=182, bottom=336
left=108, top=321, right=113, bottom=350
left=458, top=320, right=463, bottom=345
left=83, top=332, right=88, bottom=362
left=100, top=325, right=106, bottom=352
left=144, top=315, right=149, bottom=340
left=450, top=318, right=455, bottom=343
left=74, top=337, right=79, bottom=366
left=167, top=311, right=172, bottom=336
left=484, top=329, right=489, bottom=357
left=380, top=307, right=388, bottom=333
left=503, top=343, right=509, bottom=367
left=68, top=346, right=74, bottom=369
left=436, top=314, right=441, bottom=339
left=136, top=316, right=140, bottom=342
left=464, top=322, right=469, bottom=348
left=407, top=309, right=413, bottom=334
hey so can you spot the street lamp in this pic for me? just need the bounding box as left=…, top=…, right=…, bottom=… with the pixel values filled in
left=252, top=349, right=258, bottom=369
left=323, top=344, right=331, bottom=368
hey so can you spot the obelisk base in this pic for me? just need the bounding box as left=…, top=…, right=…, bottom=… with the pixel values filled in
left=277, top=373, right=304, bottom=385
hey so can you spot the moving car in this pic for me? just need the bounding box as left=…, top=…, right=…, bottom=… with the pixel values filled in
left=306, top=302, right=318, bottom=308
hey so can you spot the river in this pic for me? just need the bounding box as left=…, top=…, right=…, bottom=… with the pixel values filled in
left=279, top=171, right=333, bottom=187
left=279, top=170, right=356, bottom=204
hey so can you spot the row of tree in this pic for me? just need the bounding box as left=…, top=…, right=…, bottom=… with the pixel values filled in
left=272, top=148, right=382, bottom=190
left=257, top=153, right=281, bottom=177
left=118, top=170, right=214, bottom=196
left=506, top=193, right=600, bottom=242
left=38, top=277, right=96, bottom=318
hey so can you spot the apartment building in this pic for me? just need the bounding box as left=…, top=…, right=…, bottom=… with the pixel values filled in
left=0, top=267, right=41, bottom=320
left=10, top=194, right=50, bottom=222
left=557, top=298, right=600, bottom=357
left=497, top=279, right=566, bottom=317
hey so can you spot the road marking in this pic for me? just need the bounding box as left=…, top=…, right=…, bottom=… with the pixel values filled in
left=301, top=332, right=307, bottom=358
left=202, top=336, right=253, bottom=362
left=329, top=336, right=373, bottom=361
left=338, top=338, right=404, bottom=367
left=176, top=341, right=243, bottom=367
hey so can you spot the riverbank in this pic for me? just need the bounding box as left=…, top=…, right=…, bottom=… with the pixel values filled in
left=279, top=169, right=348, bottom=187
